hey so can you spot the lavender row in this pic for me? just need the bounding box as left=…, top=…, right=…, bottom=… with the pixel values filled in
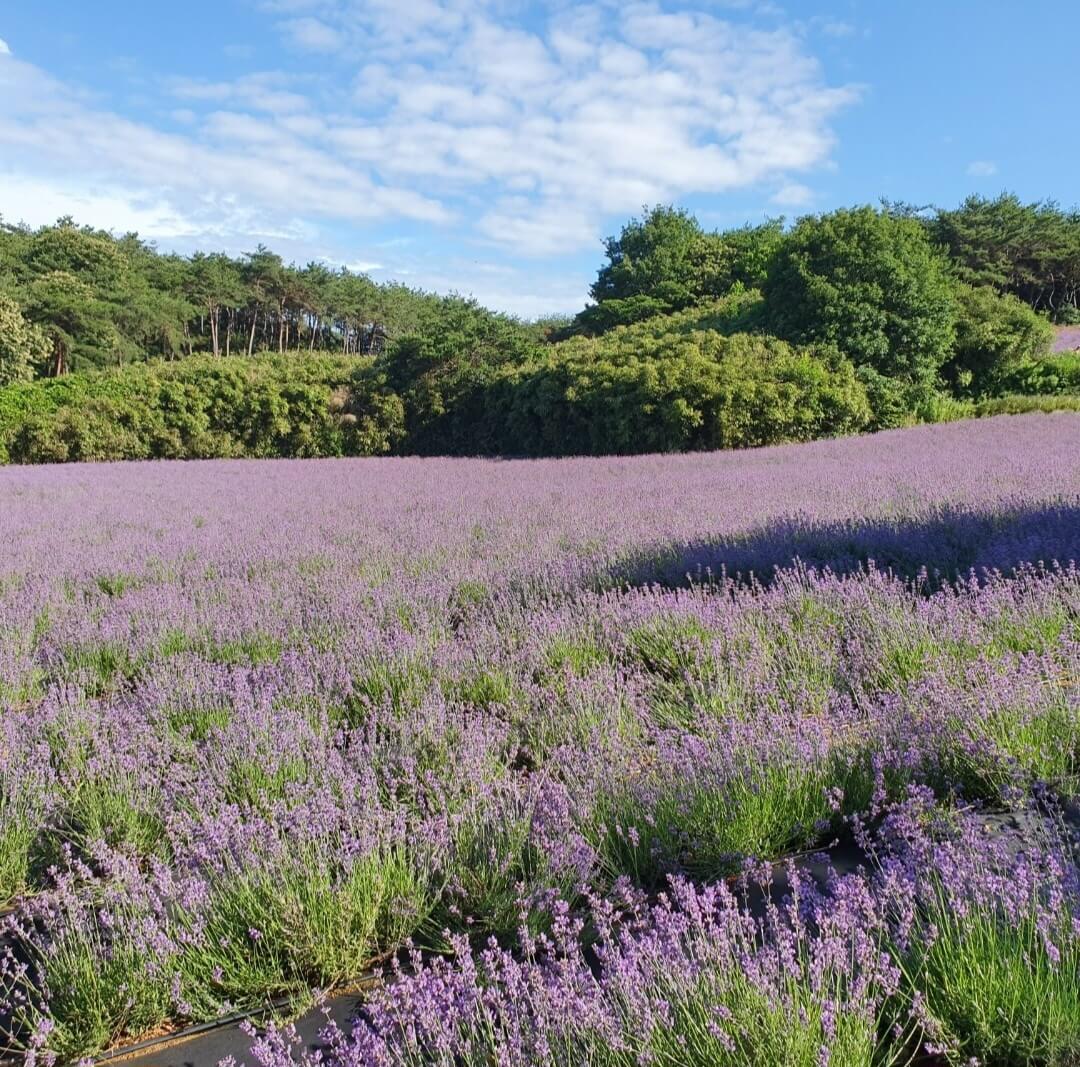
left=236, top=795, right=1080, bottom=1067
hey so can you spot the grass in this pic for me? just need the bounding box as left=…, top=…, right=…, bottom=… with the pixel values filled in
left=346, top=657, right=433, bottom=722
left=900, top=886, right=1080, bottom=1066
left=444, top=665, right=519, bottom=709
left=205, top=631, right=282, bottom=666
left=166, top=702, right=232, bottom=741
left=541, top=632, right=613, bottom=679
left=434, top=801, right=574, bottom=943
left=13, top=907, right=174, bottom=1064
left=938, top=647, right=1080, bottom=801
left=60, top=641, right=138, bottom=696
left=631, top=969, right=897, bottom=1067
left=975, top=394, right=1080, bottom=416
left=223, top=754, right=311, bottom=810
left=16, top=845, right=436, bottom=1062
left=179, top=844, right=434, bottom=1015
left=591, top=745, right=886, bottom=886
left=0, top=819, right=36, bottom=906
left=962, top=690, right=1080, bottom=801
left=48, top=780, right=168, bottom=865
left=93, top=572, right=142, bottom=598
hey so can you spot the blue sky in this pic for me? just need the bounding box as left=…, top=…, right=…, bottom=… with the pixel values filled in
left=1, top=0, right=1076, bottom=317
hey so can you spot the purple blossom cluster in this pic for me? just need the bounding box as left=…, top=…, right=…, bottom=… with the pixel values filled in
left=0, top=413, right=1078, bottom=1065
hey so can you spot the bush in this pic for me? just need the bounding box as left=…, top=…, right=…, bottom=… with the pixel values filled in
left=0, top=293, right=49, bottom=386
left=974, top=393, right=1080, bottom=417
left=0, top=355, right=405, bottom=464
left=377, top=297, right=540, bottom=454
left=576, top=209, right=785, bottom=336
left=496, top=318, right=872, bottom=456
left=944, top=284, right=1054, bottom=396
left=998, top=351, right=1080, bottom=396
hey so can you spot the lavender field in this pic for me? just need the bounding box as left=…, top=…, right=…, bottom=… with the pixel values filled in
left=1053, top=326, right=1080, bottom=352
left=2, top=413, right=1080, bottom=1067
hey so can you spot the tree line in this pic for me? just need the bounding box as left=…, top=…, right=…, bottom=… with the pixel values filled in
left=0, top=192, right=1078, bottom=462
left=0, top=219, right=494, bottom=380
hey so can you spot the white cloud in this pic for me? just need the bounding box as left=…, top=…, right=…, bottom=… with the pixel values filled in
left=771, top=182, right=814, bottom=208
left=0, top=1, right=859, bottom=309
left=170, top=73, right=310, bottom=115
left=339, top=259, right=384, bottom=273
left=281, top=17, right=341, bottom=52
left=379, top=257, right=590, bottom=319
left=967, top=159, right=998, bottom=177
left=0, top=38, right=10, bottom=56
left=809, top=17, right=856, bottom=38
left=0, top=171, right=212, bottom=238
left=0, top=54, right=449, bottom=242
left=297, top=0, right=856, bottom=253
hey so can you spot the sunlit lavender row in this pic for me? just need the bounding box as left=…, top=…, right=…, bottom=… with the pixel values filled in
left=1, top=413, right=1079, bottom=1066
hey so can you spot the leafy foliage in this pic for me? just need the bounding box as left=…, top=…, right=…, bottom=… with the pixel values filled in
left=931, top=194, right=1080, bottom=322
left=945, top=283, right=1054, bottom=395
left=998, top=351, right=1080, bottom=396
left=498, top=302, right=872, bottom=456
left=0, top=292, right=48, bottom=386
left=0, top=217, right=482, bottom=373
left=3, top=192, right=1080, bottom=462
left=376, top=297, right=540, bottom=453
left=762, top=206, right=957, bottom=387
left=576, top=207, right=784, bottom=334
left=0, top=355, right=404, bottom=463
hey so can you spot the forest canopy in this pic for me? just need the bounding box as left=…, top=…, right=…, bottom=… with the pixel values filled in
left=0, top=191, right=1077, bottom=462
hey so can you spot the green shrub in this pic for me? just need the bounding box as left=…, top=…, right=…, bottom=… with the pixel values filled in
left=498, top=319, right=872, bottom=456
left=14, top=904, right=174, bottom=1063
left=762, top=206, right=957, bottom=388
left=0, top=354, right=405, bottom=463
left=902, top=886, right=1080, bottom=1066
left=0, top=293, right=49, bottom=386
left=944, top=284, right=1054, bottom=396
left=974, top=393, right=1080, bottom=417
left=178, top=845, right=432, bottom=1013
left=999, top=351, right=1080, bottom=396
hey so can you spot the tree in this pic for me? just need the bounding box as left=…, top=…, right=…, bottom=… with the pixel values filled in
left=378, top=296, right=540, bottom=452
left=582, top=206, right=704, bottom=329
left=23, top=271, right=119, bottom=375
left=0, top=293, right=48, bottom=385
left=692, top=219, right=786, bottom=298
left=242, top=246, right=286, bottom=355
left=25, top=220, right=127, bottom=288
left=499, top=320, right=871, bottom=457
left=578, top=208, right=787, bottom=335
left=931, top=194, right=1080, bottom=322
left=762, top=206, right=956, bottom=386
left=187, top=253, right=244, bottom=357
left=944, top=283, right=1053, bottom=395
left=300, top=262, right=334, bottom=351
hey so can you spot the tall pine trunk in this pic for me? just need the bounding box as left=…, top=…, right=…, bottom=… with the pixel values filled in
left=209, top=304, right=220, bottom=357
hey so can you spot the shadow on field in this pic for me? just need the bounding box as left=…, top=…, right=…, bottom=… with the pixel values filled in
left=599, top=501, right=1080, bottom=591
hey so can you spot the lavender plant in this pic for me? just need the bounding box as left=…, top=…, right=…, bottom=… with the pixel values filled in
left=0, top=413, right=1077, bottom=1062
